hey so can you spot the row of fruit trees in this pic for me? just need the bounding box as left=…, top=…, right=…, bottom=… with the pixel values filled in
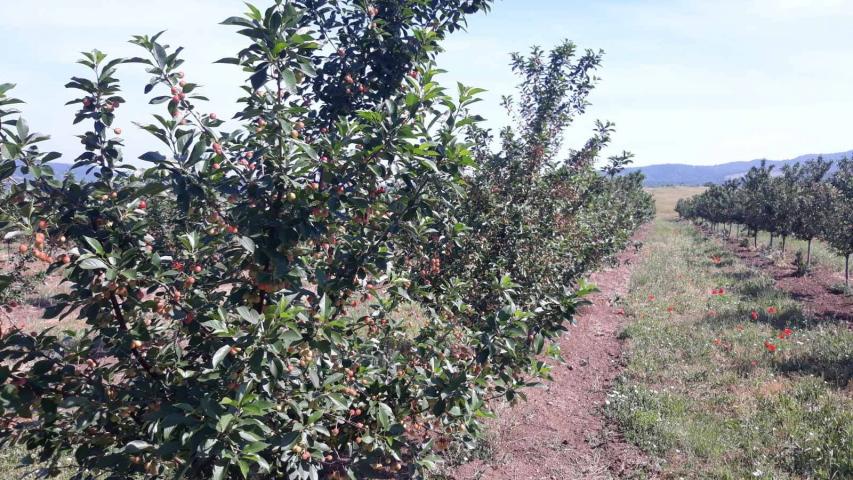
left=676, top=159, right=853, bottom=285
left=0, top=1, right=654, bottom=478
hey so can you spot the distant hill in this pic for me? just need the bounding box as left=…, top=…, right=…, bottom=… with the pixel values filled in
left=12, top=161, right=96, bottom=182
left=625, top=150, right=852, bottom=187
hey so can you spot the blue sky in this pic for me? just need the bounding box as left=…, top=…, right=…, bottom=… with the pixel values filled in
left=2, top=0, right=853, bottom=167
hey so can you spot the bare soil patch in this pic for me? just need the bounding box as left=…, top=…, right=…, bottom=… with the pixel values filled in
left=705, top=228, right=853, bottom=325
left=449, top=226, right=654, bottom=480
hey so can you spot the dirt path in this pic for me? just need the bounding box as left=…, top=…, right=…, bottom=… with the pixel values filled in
left=449, top=226, right=652, bottom=480
left=701, top=227, right=853, bottom=325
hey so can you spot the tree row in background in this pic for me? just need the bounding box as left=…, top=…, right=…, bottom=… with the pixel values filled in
left=676, top=159, right=853, bottom=285
left=0, top=1, right=653, bottom=478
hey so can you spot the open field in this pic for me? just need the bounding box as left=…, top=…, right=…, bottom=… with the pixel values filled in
left=646, top=186, right=706, bottom=220
left=609, top=219, right=852, bottom=478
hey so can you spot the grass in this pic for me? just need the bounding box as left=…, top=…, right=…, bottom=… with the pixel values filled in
left=0, top=444, right=77, bottom=480
left=751, top=230, right=845, bottom=275
left=608, top=218, right=853, bottom=479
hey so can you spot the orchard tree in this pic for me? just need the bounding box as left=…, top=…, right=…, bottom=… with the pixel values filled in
left=788, top=158, right=834, bottom=264
left=740, top=161, right=775, bottom=248
left=826, top=158, right=853, bottom=285
left=0, top=2, right=509, bottom=479
left=0, top=2, right=655, bottom=479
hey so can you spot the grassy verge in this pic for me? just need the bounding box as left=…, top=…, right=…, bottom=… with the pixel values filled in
left=608, top=219, right=852, bottom=479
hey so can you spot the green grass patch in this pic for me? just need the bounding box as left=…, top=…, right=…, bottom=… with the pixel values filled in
left=608, top=220, right=853, bottom=479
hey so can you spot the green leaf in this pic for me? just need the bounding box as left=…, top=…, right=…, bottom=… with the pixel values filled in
left=153, top=43, right=168, bottom=68
left=376, top=402, right=393, bottom=429
left=15, top=117, right=29, bottom=139
left=212, top=344, right=232, bottom=369
left=83, top=236, right=105, bottom=255
left=238, top=236, right=255, bottom=254
left=212, top=464, right=226, bottom=480
left=140, top=151, right=166, bottom=163
left=124, top=440, right=153, bottom=453
left=243, top=441, right=269, bottom=454
left=79, top=258, right=108, bottom=270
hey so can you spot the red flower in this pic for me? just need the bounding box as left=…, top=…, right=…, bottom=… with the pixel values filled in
left=647, top=294, right=655, bottom=301
left=750, top=310, right=759, bottom=321
left=764, top=340, right=777, bottom=352
left=712, top=338, right=722, bottom=346
left=778, top=327, right=793, bottom=339
left=767, top=306, right=778, bottom=315
left=616, top=308, right=625, bottom=316
left=667, top=305, right=674, bottom=313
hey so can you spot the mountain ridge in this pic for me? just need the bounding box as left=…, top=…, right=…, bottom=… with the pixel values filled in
left=625, top=150, right=852, bottom=186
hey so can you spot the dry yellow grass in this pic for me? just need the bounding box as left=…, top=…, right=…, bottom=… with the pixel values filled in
left=646, top=186, right=707, bottom=221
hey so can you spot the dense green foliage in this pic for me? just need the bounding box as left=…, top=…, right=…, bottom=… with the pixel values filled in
left=677, top=159, right=853, bottom=284
left=0, top=2, right=652, bottom=478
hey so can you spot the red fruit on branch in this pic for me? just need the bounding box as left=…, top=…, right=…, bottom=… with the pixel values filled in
left=137, top=199, right=148, bottom=210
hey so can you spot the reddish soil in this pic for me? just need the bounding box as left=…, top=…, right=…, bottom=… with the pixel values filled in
left=705, top=228, right=853, bottom=325
left=450, top=226, right=653, bottom=480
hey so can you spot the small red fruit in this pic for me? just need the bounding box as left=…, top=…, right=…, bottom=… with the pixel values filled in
left=18, top=244, right=28, bottom=254
left=138, top=200, right=148, bottom=210
left=210, top=113, right=218, bottom=120
left=114, top=127, right=122, bottom=135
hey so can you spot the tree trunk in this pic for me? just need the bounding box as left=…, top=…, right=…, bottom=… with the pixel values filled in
left=769, top=233, right=774, bottom=248
left=781, top=235, right=786, bottom=253
left=806, top=238, right=812, bottom=266
left=754, top=230, right=758, bottom=248
left=846, top=254, right=850, bottom=287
